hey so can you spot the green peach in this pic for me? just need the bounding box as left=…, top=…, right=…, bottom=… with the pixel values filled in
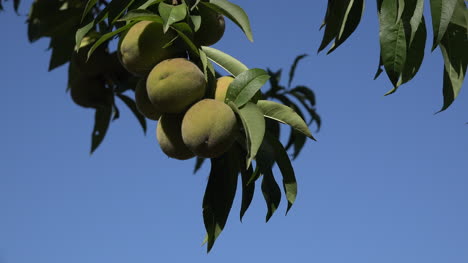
left=146, top=58, right=206, bottom=113
left=181, top=99, right=238, bottom=158
left=157, top=113, right=195, bottom=160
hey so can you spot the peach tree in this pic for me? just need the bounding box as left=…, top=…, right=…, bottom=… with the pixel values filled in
left=1, top=0, right=466, bottom=252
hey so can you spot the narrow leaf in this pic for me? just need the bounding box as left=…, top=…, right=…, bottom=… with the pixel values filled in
left=240, top=160, right=255, bottom=221
left=159, top=2, right=188, bottom=33
left=202, top=0, right=253, bottom=42
left=379, top=0, right=407, bottom=89
left=229, top=102, right=265, bottom=168
left=288, top=54, right=308, bottom=88
left=117, top=94, right=147, bottom=134
left=257, top=100, right=314, bottom=140
left=260, top=170, right=281, bottom=222
left=438, top=23, right=468, bottom=112
left=225, top=68, right=270, bottom=107
left=430, top=0, right=458, bottom=50
left=265, top=133, right=297, bottom=213
left=82, top=0, right=98, bottom=22
left=91, top=105, right=113, bottom=154
left=87, top=21, right=137, bottom=59
left=193, top=157, right=205, bottom=174
left=108, top=0, right=137, bottom=24
left=202, top=148, right=239, bottom=252
left=201, top=46, right=248, bottom=76
left=401, top=17, right=427, bottom=84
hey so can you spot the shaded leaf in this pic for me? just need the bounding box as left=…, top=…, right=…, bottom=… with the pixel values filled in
left=401, top=17, right=427, bottom=84
left=116, top=94, right=147, bottom=134
left=91, top=104, right=113, bottom=154
left=82, top=0, right=98, bottom=22
left=87, top=21, right=138, bottom=59
left=260, top=170, right=281, bottom=222
left=109, top=0, right=137, bottom=24
left=265, top=133, right=297, bottom=213
left=202, top=148, right=239, bottom=252
left=429, top=0, right=458, bottom=50
left=438, top=23, right=468, bottom=112
left=193, top=157, right=205, bottom=174
left=288, top=54, right=307, bottom=88
left=240, top=157, right=255, bottom=221
left=290, top=85, right=316, bottom=106
left=202, top=0, right=253, bottom=42
left=329, top=0, right=365, bottom=53
left=201, top=46, right=248, bottom=76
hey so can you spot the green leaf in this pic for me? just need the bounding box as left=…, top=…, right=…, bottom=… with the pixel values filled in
left=255, top=139, right=280, bottom=222
left=108, top=0, right=137, bottom=24
left=240, top=156, right=255, bottom=221
left=288, top=54, right=308, bottom=88
left=116, top=94, right=147, bottom=134
left=91, top=104, right=113, bottom=154
left=202, top=148, right=239, bottom=252
left=229, top=102, right=265, bottom=168
left=329, top=0, right=365, bottom=53
left=201, top=0, right=253, bottom=42
left=82, top=0, right=98, bottom=22
left=256, top=100, right=314, bottom=140
left=379, top=0, right=407, bottom=89
left=87, top=21, right=137, bottom=59
left=171, top=22, right=198, bottom=56
left=75, top=19, right=95, bottom=50
left=159, top=2, right=188, bottom=33
left=409, top=0, right=424, bottom=44
left=401, top=17, right=427, bottom=84
left=48, top=34, right=75, bottom=71
left=374, top=56, right=384, bottom=80
left=265, top=133, right=297, bottom=214
left=118, top=9, right=163, bottom=22
left=190, top=15, right=202, bottom=32
left=201, top=46, right=248, bottom=76
left=429, top=0, right=458, bottom=50
left=438, top=23, right=468, bottom=112
left=137, top=0, right=164, bottom=10
left=225, top=68, right=270, bottom=107
left=290, top=86, right=316, bottom=106
left=318, top=0, right=347, bottom=53
left=450, top=0, right=468, bottom=29
left=259, top=168, right=281, bottom=222
left=193, top=157, right=205, bottom=174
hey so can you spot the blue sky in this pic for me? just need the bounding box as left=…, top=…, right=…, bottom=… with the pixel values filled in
left=1, top=0, right=467, bottom=262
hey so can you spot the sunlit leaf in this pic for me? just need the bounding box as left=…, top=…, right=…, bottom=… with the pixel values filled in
left=201, top=46, right=248, bottom=76
left=257, top=100, right=314, bottom=140
left=225, top=68, right=270, bottom=107
left=159, top=2, right=187, bottom=33
left=229, top=102, right=265, bottom=168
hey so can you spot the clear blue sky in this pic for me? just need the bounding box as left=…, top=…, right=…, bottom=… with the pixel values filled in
left=1, top=0, right=467, bottom=262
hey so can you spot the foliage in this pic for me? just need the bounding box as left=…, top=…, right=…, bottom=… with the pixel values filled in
left=319, top=0, right=467, bottom=111
left=2, top=0, right=466, bottom=254
left=2, top=0, right=320, bottom=252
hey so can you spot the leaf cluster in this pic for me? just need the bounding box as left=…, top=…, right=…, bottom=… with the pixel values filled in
left=319, top=0, right=467, bottom=112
